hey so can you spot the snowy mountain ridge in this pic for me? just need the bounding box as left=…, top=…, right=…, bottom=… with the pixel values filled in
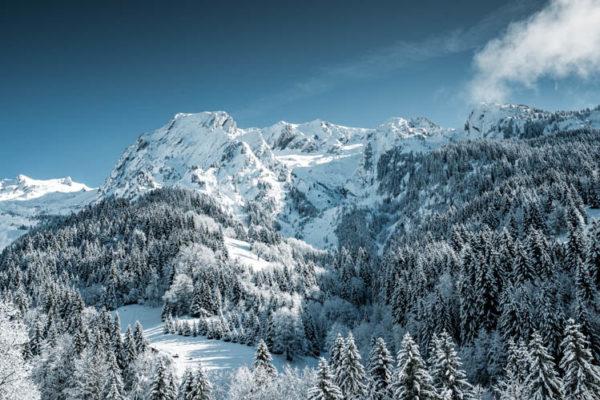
left=99, top=109, right=463, bottom=248
left=0, top=174, right=93, bottom=202
left=2, top=103, right=600, bottom=251
left=464, top=103, right=600, bottom=139
left=0, top=176, right=97, bottom=249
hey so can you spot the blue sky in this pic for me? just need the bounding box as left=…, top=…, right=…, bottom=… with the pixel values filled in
left=1, top=0, right=599, bottom=186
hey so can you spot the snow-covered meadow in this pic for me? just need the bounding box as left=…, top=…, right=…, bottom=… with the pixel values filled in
left=115, top=305, right=317, bottom=377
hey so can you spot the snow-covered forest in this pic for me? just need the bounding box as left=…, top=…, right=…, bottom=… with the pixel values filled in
left=3, top=107, right=600, bottom=399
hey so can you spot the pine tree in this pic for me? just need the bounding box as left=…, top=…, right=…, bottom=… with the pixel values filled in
left=495, top=340, right=528, bottom=400
left=525, top=332, right=563, bottom=400
left=149, top=360, right=177, bottom=400
left=308, top=358, right=344, bottom=400
left=191, top=365, right=214, bottom=400
left=190, top=285, right=202, bottom=318
left=430, top=331, right=474, bottom=400
left=251, top=339, right=277, bottom=377
left=133, top=321, right=148, bottom=353
left=559, top=319, right=600, bottom=400
left=179, top=368, right=194, bottom=400
left=105, top=349, right=124, bottom=400
left=164, top=315, right=173, bottom=334
left=567, top=218, right=586, bottom=272
left=122, top=325, right=137, bottom=365
left=391, top=332, right=437, bottom=400
left=586, top=219, right=600, bottom=287
left=330, top=333, right=345, bottom=385
left=368, top=337, right=394, bottom=400
left=337, top=332, right=367, bottom=399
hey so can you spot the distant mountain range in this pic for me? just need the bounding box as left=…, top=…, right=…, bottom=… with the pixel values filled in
left=2, top=103, right=599, bottom=250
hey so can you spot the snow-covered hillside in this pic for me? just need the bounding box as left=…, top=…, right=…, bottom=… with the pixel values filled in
left=464, top=103, right=600, bottom=139
left=3, top=103, right=600, bottom=251
left=0, top=175, right=96, bottom=249
left=100, top=111, right=460, bottom=248
left=116, top=305, right=316, bottom=377
left=0, top=175, right=92, bottom=201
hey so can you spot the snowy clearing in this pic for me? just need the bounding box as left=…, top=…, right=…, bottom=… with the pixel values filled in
left=224, top=236, right=278, bottom=271
left=115, top=305, right=316, bottom=377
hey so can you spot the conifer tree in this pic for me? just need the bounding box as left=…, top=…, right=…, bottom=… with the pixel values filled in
left=105, top=349, right=124, bottom=400
left=251, top=339, right=277, bottom=377
left=191, top=365, right=214, bottom=400
left=190, top=286, right=202, bottom=318
left=430, top=331, right=475, bottom=400
left=495, top=340, right=528, bottom=400
left=164, top=315, right=173, bottom=334
left=392, top=332, right=437, bottom=400
left=330, top=333, right=346, bottom=385
left=525, top=332, right=563, bottom=400
left=149, top=360, right=177, bottom=400
left=133, top=321, right=148, bottom=354
left=368, top=337, right=394, bottom=400
left=559, top=319, right=600, bottom=400
left=122, top=325, right=137, bottom=365
left=585, top=219, right=600, bottom=287
left=178, top=368, right=194, bottom=400
left=337, top=332, right=367, bottom=399
left=308, top=358, right=344, bottom=400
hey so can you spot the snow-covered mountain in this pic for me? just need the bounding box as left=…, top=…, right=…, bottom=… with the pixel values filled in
left=464, top=103, right=600, bottom=139
left=3, top=103, right=600, bottom=251
left=0, top=175, right=96, bottom=249
left=100, top=110, right=459, bottom=248
left=0, top=175, right=92, bottom=201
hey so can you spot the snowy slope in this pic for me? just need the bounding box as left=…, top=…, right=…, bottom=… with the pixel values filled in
left=0, top=174, right=92, bottom=201
left=3, top=103, right=599, bottom=252
left=115, top=305, right=316, bottom=377
left=0, top=175, right=96, bottom=249
left=100, top=111, right=457, bottom=248
left=464, top=103, right=600, bottom=139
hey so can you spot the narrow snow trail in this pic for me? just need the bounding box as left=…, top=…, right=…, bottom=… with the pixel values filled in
left=115, top=305, right=316, bottom=377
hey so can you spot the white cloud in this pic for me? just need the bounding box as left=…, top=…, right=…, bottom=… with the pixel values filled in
left=469, top=0, right=600, bottom=103
left=239, top=1, right=541, bottom=119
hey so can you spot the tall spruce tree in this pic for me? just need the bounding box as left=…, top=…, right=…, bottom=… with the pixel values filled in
left=330, top=333, right=346, bottom=385
left=525, top=332, right=563, bottom=400
left=133, top=321, right=148, bottom=354
left=149, top=360, right=177, bottom=400
left=251, top=339, right=277, bottom=377
left=392, top=332, right=437, bottom=400
left=178, top=368, right=194, bottom=400
left=559, top=319, right=600, bottom=400
left=308, top=358, right=344, bottom=400
left=337, top=332, right=367, bottom=399
left=368, top=337, right=394, bottom=400
left=430, top=331, right=475, bottom=400
left=191, top=365, right=214, bottom=400
left=495, top=340, right=528, bottom=400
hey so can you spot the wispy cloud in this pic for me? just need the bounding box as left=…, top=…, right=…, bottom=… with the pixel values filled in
left=468, top=0, right=600, bottom=103
left=239, top=1, right=542, bottom=119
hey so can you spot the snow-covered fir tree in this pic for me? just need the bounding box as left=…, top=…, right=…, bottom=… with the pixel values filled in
left=337, top=332, right=367, bottom=399
left=329, top=333, right=345, bottom=385
left=149, top=360, right=177, bottom=400
left=430, top=331, right=475, bottom=400
left=367, top=337, right=394, bottom=400
left=252, top=339, right=277, bottom=377
left=559, top=319, right=600, bottom=400
left=307, top=358, right=344, bottom=400
left=525, top=332, right=563, bottom=400
left=392, top=332, right=437, bottom=400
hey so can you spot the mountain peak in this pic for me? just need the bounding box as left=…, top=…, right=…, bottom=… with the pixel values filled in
left=464, top=102, right=600, bottom=139
left=168, top=111, right=238, bottom=136
left=0, top=175, right=93, bottom=202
